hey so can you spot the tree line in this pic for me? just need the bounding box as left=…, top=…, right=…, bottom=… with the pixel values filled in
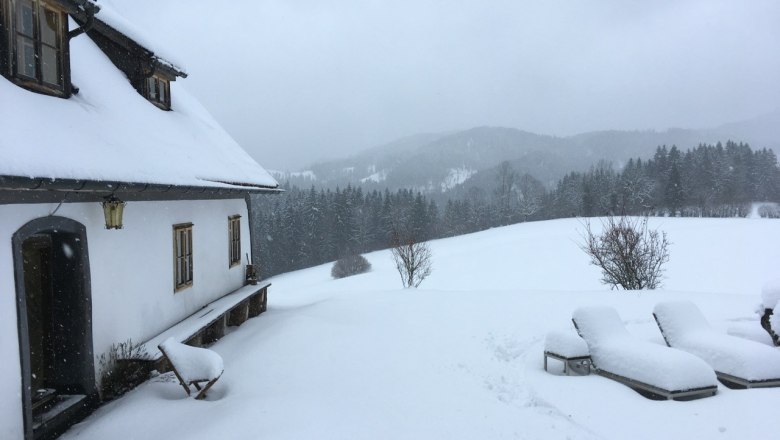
left=251, top=141, right=780, bottom=278
left=543, top=141, right=780, bottom=218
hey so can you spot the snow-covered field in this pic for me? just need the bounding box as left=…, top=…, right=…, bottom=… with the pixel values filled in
left=63, top=217, right=780, bottom=440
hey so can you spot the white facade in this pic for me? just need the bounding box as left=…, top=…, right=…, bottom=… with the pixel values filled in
left=0, top=198, right=252, bottom=440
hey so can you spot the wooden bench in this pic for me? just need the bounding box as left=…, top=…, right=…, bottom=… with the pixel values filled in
left=158, top=338, right=224, bottom=400
left=119, top=282, right=270, bottom=373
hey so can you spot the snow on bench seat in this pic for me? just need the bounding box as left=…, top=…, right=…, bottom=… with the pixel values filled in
left=654, top=301, right=780, bottom=388
left=126, top=282, right=270, bottom=361
left=573, top=306, right=717, bottom=398
left=159, top=338, right=223, bottom=383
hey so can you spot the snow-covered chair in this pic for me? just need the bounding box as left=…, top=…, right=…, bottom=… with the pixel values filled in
left=654, top=301, right=780, bottom=389
left=572, top=306, right=718, bottom=400
left=158, top=338, right=224, bottom=399
left=760, top=279, right=780, bottom=346
left=544, top=331, right=591, bottom=375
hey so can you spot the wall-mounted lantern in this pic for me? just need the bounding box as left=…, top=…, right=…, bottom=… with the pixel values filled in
left=102, top=195, right=126, bottom=229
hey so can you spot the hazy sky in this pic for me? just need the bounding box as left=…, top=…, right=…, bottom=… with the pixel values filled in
left=115, top=0, right=780, bottom=170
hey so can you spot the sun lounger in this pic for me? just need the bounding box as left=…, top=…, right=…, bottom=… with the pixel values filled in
left=572, top=306, right=718, bottom=400
left=158, top=338, right=224, bottom=399
left=654, top=301, right=780, bottom=389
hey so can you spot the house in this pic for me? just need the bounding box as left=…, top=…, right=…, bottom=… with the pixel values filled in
left=0, top=1, right=279, bottom=438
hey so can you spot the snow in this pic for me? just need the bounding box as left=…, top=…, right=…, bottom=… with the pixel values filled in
left=360, top=169, right=388, bottom=183
left=440, top=166, right=477, bottom=191
left=0, top=21, right=277, bottom=190
left=573, top=306, right=717, bottom=391
left=56, top=217, right=780, bottom=440
left=159, top=338, right=223, bottom=383
left=654, top=301, right=780, bottom=381
left=760, top=278, right=780, bottom=310
left=90, top=0, right=186, bottom=72
left=544, top=331, right=588, bottom=358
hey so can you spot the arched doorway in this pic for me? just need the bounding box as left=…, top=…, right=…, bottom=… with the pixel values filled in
left=13, top=216, right=96, bottom=440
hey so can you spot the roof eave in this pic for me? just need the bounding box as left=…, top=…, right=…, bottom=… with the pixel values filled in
left=0, top=175, right=281, bottom=202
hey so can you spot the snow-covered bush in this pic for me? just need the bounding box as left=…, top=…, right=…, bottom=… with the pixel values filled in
left=97, top=340, right=150, bottom=401
left=331, top=254, right=372, bottom=279
left=580, top=216, right=669, bottom=290
left=390, top=236, right=433, bottom=288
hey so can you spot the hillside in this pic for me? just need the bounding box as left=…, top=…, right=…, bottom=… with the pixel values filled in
left=272, top=110, right=780, bottom=192
left=62, top=217, right=780, bottom=440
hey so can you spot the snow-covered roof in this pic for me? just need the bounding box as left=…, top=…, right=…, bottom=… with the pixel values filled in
left=88, top=0, right=187, bottom=76
left=0, top=3, right=277, bottom=192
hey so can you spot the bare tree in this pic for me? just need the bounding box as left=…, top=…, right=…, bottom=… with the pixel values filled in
left=580, top=216, right=669, bottom=290
left=391, top=234, right=433, bottom=288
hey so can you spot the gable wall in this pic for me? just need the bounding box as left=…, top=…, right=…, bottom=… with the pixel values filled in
left=0, top=198, right=251, bottom=437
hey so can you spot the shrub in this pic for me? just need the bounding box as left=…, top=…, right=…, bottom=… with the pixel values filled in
left=580, top=216, right=670, bottom=290
left=97, top=339, right=151, bottom=401
left=331, top=254, right=372, bottom=279
left=390, top=236, right=433, bottom=288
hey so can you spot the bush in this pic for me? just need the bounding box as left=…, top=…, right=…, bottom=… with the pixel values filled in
left=97, top=340, right=151, bottom=401
left=580, top=216, right=670, bottom=290
left=390, top=236, right=433, bottom=288
left=331, top=254, right=372, bottom=279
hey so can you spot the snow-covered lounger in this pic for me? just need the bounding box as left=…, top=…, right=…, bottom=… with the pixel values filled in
left=654, top=301, right=780, bottom=389
left=158, top=338, right=224, bottom=400
left=544, top=331, right=591, bottom=375
left=572, top=306, right=718, bottom=400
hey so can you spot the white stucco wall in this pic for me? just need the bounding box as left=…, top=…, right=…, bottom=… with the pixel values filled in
left=0, top=198, right=251, bottom=439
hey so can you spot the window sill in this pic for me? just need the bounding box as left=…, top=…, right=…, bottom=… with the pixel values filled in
left=174, top=282, right=193, bottom=293
left=6, top=75, right=69, bottom=98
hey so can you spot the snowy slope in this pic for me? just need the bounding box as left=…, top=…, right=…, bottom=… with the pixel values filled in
left=61, top=217, right=780, bottom=440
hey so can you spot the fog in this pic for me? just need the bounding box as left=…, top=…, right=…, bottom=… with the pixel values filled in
left=116, top=0, right=780, bottom=170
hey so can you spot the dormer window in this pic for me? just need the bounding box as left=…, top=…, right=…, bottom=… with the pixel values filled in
left=4, top=0, right=69, bottom=96
left=144, top=74, right=171, bottom=110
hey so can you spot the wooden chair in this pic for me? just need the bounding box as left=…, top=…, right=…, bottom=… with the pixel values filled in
left=158, top=338, right=224, bottom=400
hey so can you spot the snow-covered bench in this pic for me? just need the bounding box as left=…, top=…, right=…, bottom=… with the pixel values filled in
left=572, top=306, right=718, bottom=400
left=654, top=301, right=780, bottom=389
left=543, top=331, right=591, bottom=376
left=121, top=283, right=270, bottom=366
left=158, top=338, right=223, bottom=399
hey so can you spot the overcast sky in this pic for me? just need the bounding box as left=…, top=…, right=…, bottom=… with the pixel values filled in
left=115, top=0, right=780, bottom=170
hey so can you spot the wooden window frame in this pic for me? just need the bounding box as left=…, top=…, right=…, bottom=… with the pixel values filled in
left=228, top=215, right=241, bottom=268
left=173, top=223, right=193, bottom=292
left=3, top=0, right=70, bottom=97
left=143, top=73, right=171, bottom=110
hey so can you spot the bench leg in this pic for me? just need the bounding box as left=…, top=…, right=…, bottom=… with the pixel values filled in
left=195, top=376, right=221, bottom=400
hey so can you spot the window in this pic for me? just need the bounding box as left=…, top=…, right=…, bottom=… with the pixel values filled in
left=173, top=223, right=193, bottom=291
left=144, top=74, right=171, bottom=109
left=10, top=0, right=67, bottom=93
left=228, top=215, right=241, bottom=267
